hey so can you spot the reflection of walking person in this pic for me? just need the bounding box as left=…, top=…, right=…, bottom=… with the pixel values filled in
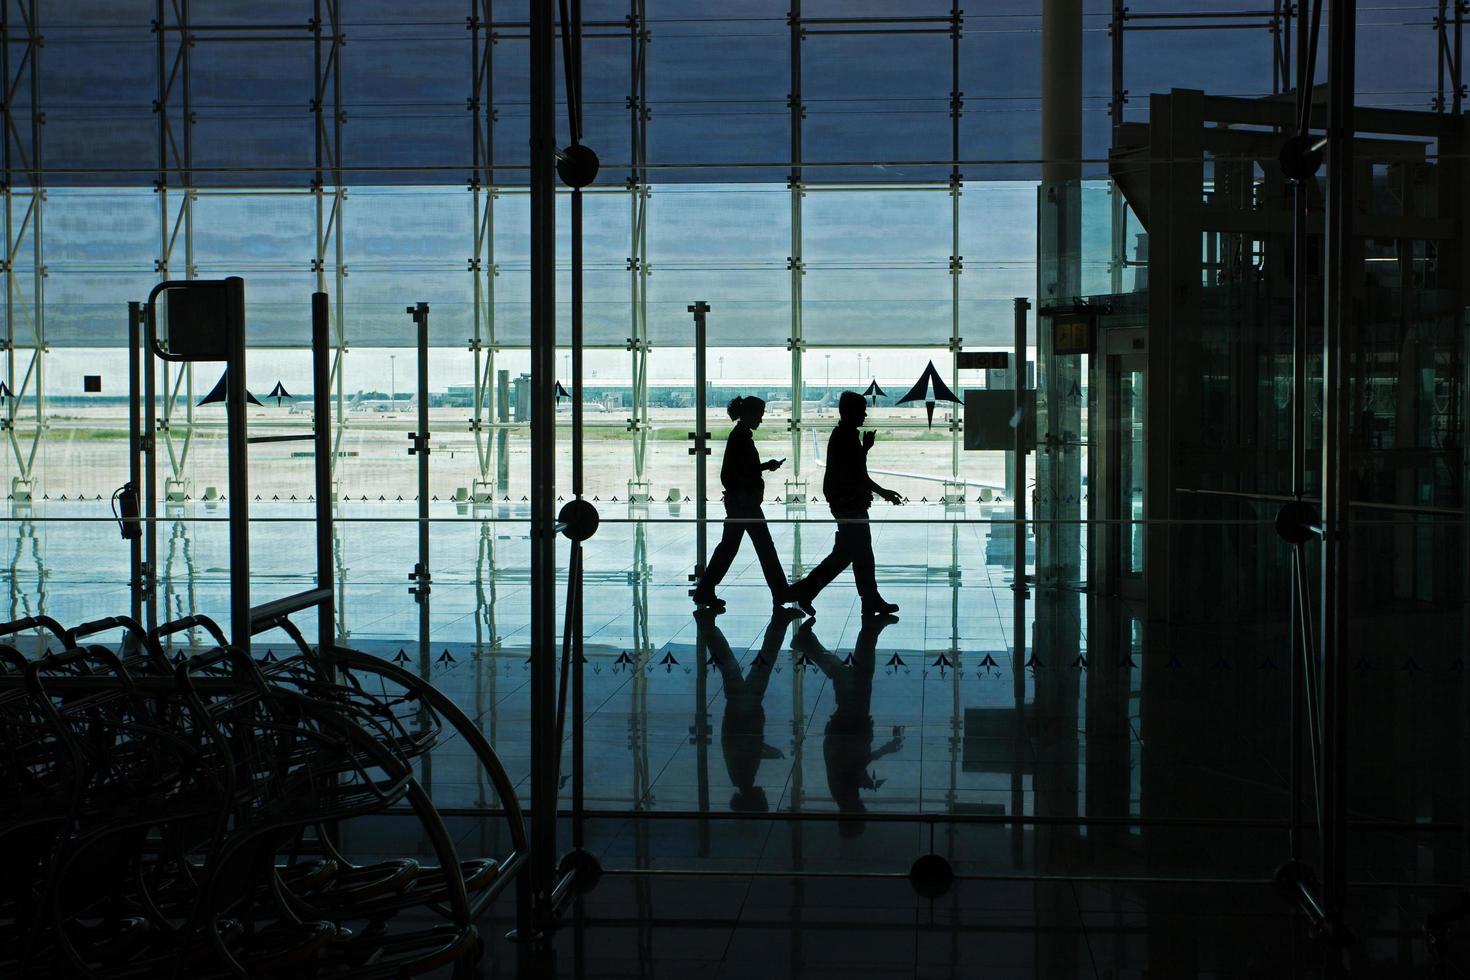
left=693, top=396, right=793, bottom=612
left=790, top=390, right=902, bottom=617
left=696, top=606, right=803, bottom=811
left=792, top=613, right=903, bottom=836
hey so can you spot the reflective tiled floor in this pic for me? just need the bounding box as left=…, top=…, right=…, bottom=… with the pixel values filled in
left=10, top=504, right=1470, bottom=974
left=397, top=867, right=1470, bottom=978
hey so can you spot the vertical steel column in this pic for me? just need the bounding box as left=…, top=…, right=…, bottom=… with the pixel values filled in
left=1, top=0, right=10, bottom=500
left=688, top=302, right=711, bottom=587
left=497, top=368, right=510, bottom=490
left=1459, top=1, right=1466, bottom=114
left=627, top=0, right=650, bottom=498
left=1039, top=0, right=1083, bottom=591
left=788, top=1, right=805, bottom=495
left=408, top=303, right=432, bottom=689
left=313, top=0, right=348, bottom=502
left=688, top=300, right=711, bottom=856
left=1462, top=309, right=1469, bottom=888
left=1287, top=0, right=1313, bottom=867
left=223, top=277, right=250, bottom=650
left=1320, top=0, right=1355, bottom=921
left=528, top=0, right=559, bottom=937
left=143, top=303, right=159, bottom=631
left=1109, top=0, right=1126, bottom=296
left=1013, top=297, right=1030, bottom=724
left=568, top=0, right=588, bottom=858
left=155, top=0, right=196, bottom=507
left=128, top=303, right=144, bottom=625
left=312, top=293, right=334, bottom=661
left=1436, top=0, right=1466, bottom=113
left=470, top=0, right=500, bottom=499
left=1014, top=297, right=1030, bottom=603
left=949, top=4, right=963, bottom=485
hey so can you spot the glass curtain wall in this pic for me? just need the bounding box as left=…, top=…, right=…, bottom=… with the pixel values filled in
left=5, top=0, right=1467, bottom=888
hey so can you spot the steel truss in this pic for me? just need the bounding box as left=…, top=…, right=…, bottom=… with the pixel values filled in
left=470, top=0, right=502, bottom=506
left=153, top=0, right=199, bottom=515
left=1, top=0, right=41, bottom=507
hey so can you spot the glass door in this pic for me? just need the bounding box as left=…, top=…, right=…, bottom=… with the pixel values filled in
left=1106, top=351, right=1147, bottom=598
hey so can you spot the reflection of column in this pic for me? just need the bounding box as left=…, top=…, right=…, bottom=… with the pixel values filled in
left=1083, top=595, right=1131, bottom=856
left=947, top=522, right=961, bottom=857
left=475, top=520, right=499, bottom=652
left=161, top=517, right=199, bottom=644
left=333, top=517, right=348, bottom=642
left=7, top=515, right=46, bottom=623
left=630, top=521, right=652, bottom=808
left=694, top=631, right=711, bottom=855
left=478, top=519, right=499, bottom=809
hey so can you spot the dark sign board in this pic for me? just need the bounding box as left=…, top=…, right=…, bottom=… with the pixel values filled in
left=963, top=389, right=1036, bottom=451
left=957, top=351, right=1009, bottom=371
left=83, top=375, right=101, bottom=392
left=1053, top=316, right=1095, bottom=356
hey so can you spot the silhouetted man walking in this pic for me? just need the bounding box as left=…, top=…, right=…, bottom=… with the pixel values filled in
left=790, top=390, right=901, bottom=617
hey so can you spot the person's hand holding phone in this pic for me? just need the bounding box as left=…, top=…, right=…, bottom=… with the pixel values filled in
left=764, top=458, right=786, bottom=471
left=862, top=430, right=876, bottom=451
left=881, top=488, right=903, bottom=506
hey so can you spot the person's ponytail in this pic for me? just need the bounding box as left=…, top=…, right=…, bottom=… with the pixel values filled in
left=727, top=396, right=744, bottom=421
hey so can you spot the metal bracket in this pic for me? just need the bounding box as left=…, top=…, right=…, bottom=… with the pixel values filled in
left=409, top=563, right=432, bottom=602
left=408, top=431, right=431, bottom=456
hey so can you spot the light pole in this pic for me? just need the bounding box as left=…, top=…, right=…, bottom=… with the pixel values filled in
left=389, top=354, right=396, bottom=409
left=718, top=355, right=724, bottom=379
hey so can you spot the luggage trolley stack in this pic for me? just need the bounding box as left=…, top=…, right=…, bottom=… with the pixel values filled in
left=0, top=281, right=530, bottom=977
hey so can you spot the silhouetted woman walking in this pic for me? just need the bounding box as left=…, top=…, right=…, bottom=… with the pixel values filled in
left=692, top=396, right=793, bottom=612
